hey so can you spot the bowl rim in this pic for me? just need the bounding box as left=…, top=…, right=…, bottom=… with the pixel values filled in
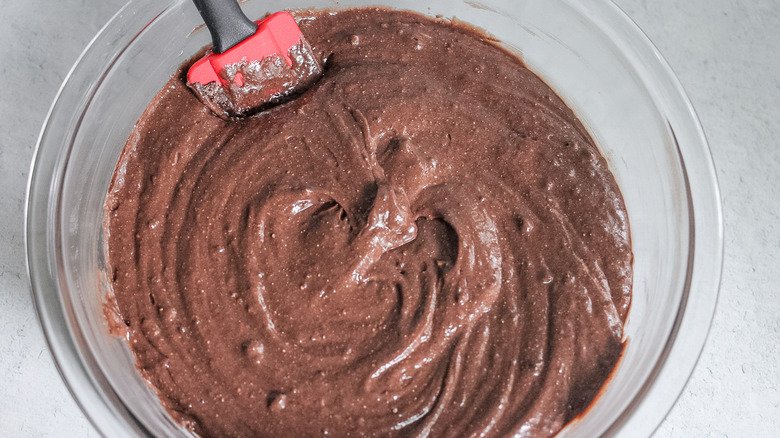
left=25, top=0, right=724, bottom=436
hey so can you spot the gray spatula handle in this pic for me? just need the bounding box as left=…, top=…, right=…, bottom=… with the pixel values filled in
left=191, top=0, right=258, bottom=54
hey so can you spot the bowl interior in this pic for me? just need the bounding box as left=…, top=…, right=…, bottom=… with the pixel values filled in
left=33, top=0, right=712, bottom=436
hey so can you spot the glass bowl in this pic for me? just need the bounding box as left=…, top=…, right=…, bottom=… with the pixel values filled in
left=25, top=0, right=723, bottom=436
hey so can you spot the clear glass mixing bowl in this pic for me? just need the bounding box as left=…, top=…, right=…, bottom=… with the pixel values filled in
left=26, top=0, right=723, bottom=436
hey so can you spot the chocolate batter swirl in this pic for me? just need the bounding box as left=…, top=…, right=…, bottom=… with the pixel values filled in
left=105, top=8, right=632, bottom=437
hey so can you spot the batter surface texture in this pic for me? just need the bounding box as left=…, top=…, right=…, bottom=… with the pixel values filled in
left=105, top=8, right=632, bottom=437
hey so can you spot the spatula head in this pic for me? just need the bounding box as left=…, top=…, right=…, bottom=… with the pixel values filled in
left=187, top=11, right=323, bottom=118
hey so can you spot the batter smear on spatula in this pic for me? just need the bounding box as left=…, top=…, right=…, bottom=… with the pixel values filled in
left=186, top=5, right=323, bottom=118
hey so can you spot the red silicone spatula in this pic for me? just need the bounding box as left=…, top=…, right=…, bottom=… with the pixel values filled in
left=187, top=0, right=323, bottom=118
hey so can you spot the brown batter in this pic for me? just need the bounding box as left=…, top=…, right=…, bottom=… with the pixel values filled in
left=105, top=8, right=632, bottom=437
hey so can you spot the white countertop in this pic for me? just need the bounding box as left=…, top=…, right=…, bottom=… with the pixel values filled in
left=1, top=0, right=777, bottom=436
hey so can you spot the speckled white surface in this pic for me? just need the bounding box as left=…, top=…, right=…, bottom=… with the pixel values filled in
left=0, top=0, right=777, bottom=436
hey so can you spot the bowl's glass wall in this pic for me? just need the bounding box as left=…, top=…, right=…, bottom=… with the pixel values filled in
left=29, top=0, right=720, bottom=436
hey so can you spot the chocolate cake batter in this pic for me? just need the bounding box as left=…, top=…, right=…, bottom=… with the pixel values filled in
left=105, top=8, right=632, bottom=437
